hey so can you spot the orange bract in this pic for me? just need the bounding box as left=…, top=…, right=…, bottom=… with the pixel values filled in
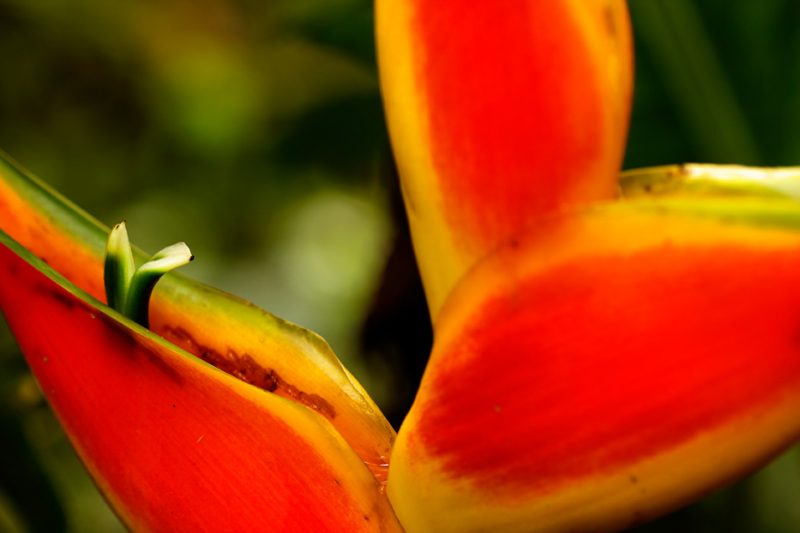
left=0, top=234, right=401, bottom=532
left=389, top=205, right=800, bottom=532
left=0, top=154, right=395, bottom=480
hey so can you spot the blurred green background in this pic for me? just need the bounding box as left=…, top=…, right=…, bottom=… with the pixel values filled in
left=0, top=0, right=798, bottom=531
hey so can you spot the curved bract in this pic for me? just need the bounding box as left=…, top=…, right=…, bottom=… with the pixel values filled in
left=377, top=0, right=633, bottom=318
left=388, top=199, right=800, bottom=532
left=0, top=231, right=401, bottom=532
left=0, top=152, right=394, bottom=479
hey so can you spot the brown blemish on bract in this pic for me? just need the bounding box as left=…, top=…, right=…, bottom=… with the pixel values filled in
left=161, top=326, right=337, bottom=420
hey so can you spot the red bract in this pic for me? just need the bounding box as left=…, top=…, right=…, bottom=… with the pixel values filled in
left=377, top=0, right=633, bottom=317
left=388, top=203, right=800, bottom=531
left=2, top=1, right=800, bottom=532
left=0, top=235, right=399, bottom=532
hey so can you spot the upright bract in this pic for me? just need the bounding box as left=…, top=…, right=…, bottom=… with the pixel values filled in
left=377, top=0, right=633, bottom=318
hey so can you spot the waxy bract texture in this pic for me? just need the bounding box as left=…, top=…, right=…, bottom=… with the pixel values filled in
left=0, top=154, right=395, bottom=482
left=0, top=232, right=401, bottom=532
left=2, top=0, right=800, bottom=531
left=388, top=202, right=800, bottom=531
left=377, top=0, right=633, bottom=317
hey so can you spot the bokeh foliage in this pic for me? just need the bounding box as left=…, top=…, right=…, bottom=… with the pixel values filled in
left=0, top=0, right=798, bottom=531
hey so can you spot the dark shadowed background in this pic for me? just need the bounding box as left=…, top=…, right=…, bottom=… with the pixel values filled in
left=0, top=0, right=799, bottom=531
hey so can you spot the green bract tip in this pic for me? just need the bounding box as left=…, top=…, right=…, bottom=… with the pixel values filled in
left=103, top=223, right=193, bottom=327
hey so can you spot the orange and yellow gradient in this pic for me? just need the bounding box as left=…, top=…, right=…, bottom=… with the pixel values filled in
left=0, top=232, right=401, bottom=532
left=0, top=154, right=395, bottom=481
left=389, top=203, right=800, bottom=531
left=3, top=0, right=800, bottom=531
left=377, top=0, right=633, bottom=318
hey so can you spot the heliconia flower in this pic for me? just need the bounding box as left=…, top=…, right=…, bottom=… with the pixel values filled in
left=376, top=0, right=633, bottom=318
left=3, top=0, right=800, bottom=531
left=375, top=0, right=800, bottom=530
